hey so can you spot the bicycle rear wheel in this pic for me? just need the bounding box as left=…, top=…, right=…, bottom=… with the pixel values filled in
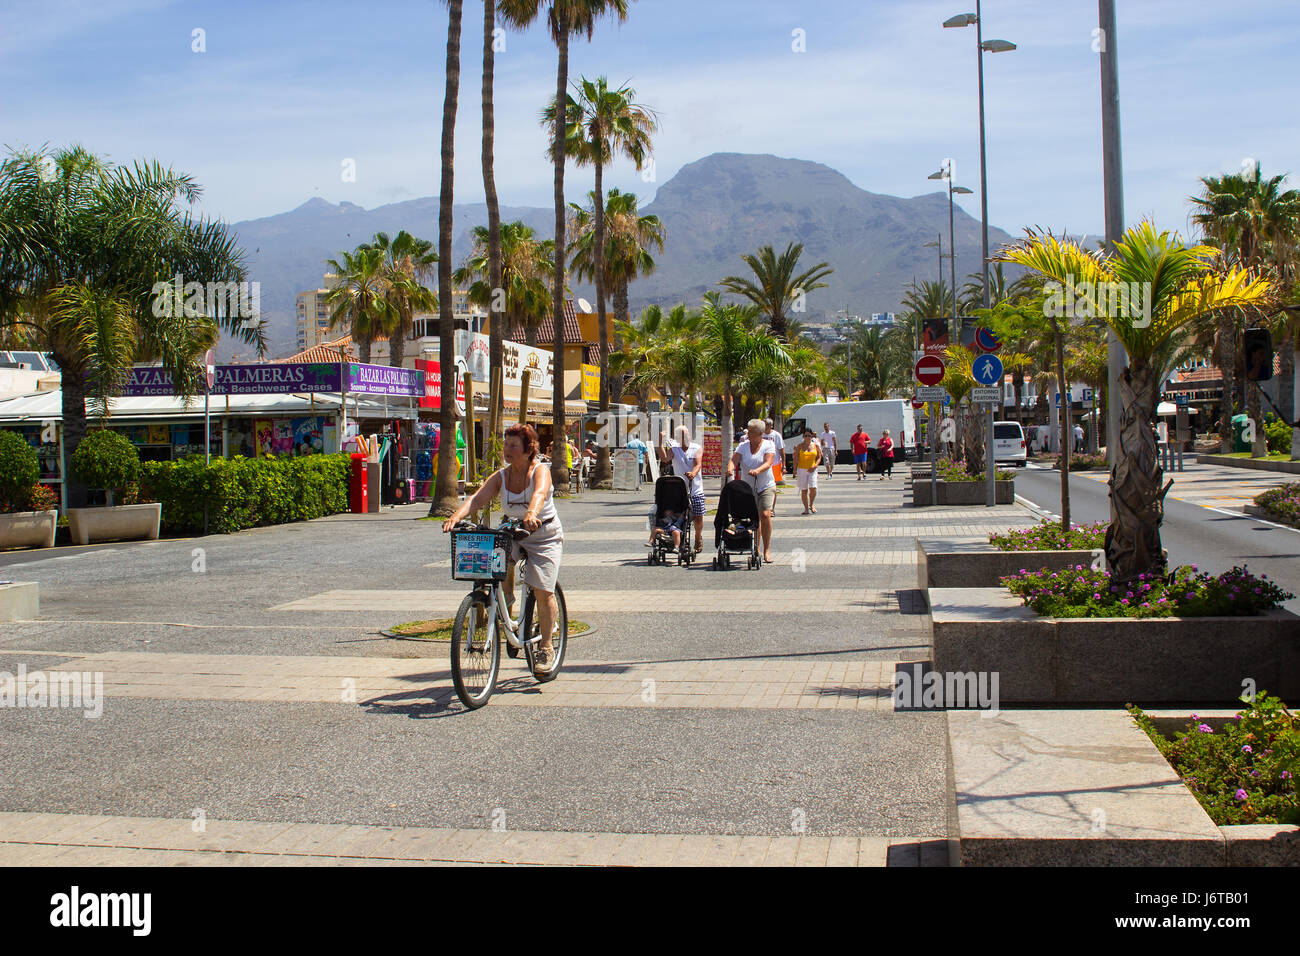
left=451, top=592, right=500, bottom=709
left=521, top=582, right=567, bottom=684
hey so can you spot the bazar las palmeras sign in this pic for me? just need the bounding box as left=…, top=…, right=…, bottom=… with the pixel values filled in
left=123, top=361, right=424, bottom=397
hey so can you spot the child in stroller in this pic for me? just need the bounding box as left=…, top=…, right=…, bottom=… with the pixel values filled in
left=647, top=475, right=695, bottom=566
left=711, top=478, right=763, bottom=570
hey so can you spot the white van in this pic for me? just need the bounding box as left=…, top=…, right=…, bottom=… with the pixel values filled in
left=991, top=420, right=1027, bottom=467
left=782, top=400, right=917, bottom=467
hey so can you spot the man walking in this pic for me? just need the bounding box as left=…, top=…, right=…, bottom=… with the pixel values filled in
left=1073, top=422, right=1084, bottom=454
left=819, top=422, right=837, bottom=477
left=850, top=424, right=871, bottom=480
left=763, top=419, right=785, bottom=484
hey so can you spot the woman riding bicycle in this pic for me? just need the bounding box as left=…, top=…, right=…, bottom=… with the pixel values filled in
left=442, top=423, right=563, bottom=673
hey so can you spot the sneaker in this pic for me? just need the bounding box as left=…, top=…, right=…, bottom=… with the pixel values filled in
left=533, top=645, right=554, bottom=673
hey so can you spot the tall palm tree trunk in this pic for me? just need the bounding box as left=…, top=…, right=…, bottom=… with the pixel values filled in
left=482, top=0, right=504, bottom=469
left=1105, top=363, right=1169, bottom=583
left=390, top=317, right=406, bottom=368
left=721, top=378, right=734, bottom=461
left=1248, top=378, right=1266, bottom=457
left=549, top=20, right=570, bottom=490
left=431, top=0, right=464, bottom=516
left=60, top=363, right=88, bottom=508
left=592, top=158, right=613, bottom=487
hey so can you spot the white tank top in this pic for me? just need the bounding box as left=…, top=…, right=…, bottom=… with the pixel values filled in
left=499, top=463, right=558, bottom=523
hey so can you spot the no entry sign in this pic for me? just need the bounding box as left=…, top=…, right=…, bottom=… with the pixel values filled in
left=914, top=355, right=945, bottom=386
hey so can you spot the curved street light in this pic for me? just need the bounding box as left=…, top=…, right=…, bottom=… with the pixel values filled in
left=944, top=3, right=1016, bottom=310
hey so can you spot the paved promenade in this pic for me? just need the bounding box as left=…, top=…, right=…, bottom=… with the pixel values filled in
left=0, top=469, right=1035, bottom=865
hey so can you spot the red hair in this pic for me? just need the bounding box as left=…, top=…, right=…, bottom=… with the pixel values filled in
left=504, top=423, right=539, bottom=461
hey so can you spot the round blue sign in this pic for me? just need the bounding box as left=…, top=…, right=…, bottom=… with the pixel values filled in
left=972, top=353, right=1004, bottom=386
left=975, top=327, right=1001, bottom=352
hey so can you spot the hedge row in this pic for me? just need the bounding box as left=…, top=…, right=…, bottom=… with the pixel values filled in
left=139, top=454, right=351, bottom=534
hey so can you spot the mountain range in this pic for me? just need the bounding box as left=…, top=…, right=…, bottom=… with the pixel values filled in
left=226, top=152, right=1018, bottom=358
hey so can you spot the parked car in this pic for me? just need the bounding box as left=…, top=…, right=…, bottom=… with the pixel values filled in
left=991, top=420, right=1027, bottom=467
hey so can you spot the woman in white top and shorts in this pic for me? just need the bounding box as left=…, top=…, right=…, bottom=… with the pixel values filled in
left=728, top=418, right=777, bottom=563
left=443, top=423, right=563, bottom=673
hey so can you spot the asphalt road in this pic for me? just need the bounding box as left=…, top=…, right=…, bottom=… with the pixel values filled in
left=1013, top=465, right=1300, bottom=613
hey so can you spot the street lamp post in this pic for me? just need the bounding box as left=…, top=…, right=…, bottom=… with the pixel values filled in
left=1099, top=0, right=1124, bottom=467
left=944, top=6, right=1016, bottom=311
left=928, top=165, right=972, bottom=334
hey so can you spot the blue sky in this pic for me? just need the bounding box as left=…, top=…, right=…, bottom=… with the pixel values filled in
left=4, top=0, right=1298, bottom=237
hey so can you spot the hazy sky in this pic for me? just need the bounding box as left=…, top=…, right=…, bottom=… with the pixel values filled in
left=5, top=0, right=1298, bottom=237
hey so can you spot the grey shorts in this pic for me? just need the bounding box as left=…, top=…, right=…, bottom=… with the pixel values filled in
left=511, top=523, right=563, bottom=593
left=757, top=486, right=777, bottom=513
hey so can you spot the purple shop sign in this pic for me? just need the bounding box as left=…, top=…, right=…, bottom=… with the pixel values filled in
left=123, top=362, right=342, bottom=397
left=345, top=363, right=424, bottom=397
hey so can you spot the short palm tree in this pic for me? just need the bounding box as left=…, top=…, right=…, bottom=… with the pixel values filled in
left=455, top=221, right=554, bottom=347
left=0, top=145, right=259, bottom=506
left=324, top=247, right=390, bottom=364
left=361, top=230, right=438, bottom=368
left=1001, top=222, right=1273, bottom=581
left=720, top=242, right=832, bottom=340
left=697, top=292, right=789, bottom=444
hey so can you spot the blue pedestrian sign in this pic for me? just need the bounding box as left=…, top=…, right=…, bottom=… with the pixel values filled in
left=971, top=353, right=1003, bottom=386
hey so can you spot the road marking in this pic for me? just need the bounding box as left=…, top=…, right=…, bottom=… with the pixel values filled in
left=1205, top=507, right=1300, bottom=534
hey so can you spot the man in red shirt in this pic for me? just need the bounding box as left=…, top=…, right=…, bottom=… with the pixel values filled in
left=850, top=424, right=871, bottom=480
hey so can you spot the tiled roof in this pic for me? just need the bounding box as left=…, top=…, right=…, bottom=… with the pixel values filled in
left=284, top=335, right=356, bottom=364
left=509, top=300, right=587, bottom=346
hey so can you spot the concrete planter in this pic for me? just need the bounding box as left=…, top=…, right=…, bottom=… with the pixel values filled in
left=917, top=541, right=1097, bottom=590
left=0, top=510, right=57, bottom=550
left=66, top=503, right=161, bottom=545
left=946, top=709, right=1300, bottom=866
left=930, top=587, right=1300, bottom=704
left=1197, top=453, right=1300, bottom=474
left=912, top=479, right=1014, bottom=506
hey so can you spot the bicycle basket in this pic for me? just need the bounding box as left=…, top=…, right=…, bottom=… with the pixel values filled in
left=451, top=529, right=510, bottom=581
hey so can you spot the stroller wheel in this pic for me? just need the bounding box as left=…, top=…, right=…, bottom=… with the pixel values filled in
left=711, top=556, right=717, bottom=570
left=647, top=552, right=654, bottom=566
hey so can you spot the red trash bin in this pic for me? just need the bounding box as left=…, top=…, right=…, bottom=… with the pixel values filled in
left=350, top=453, right=368, bottom=513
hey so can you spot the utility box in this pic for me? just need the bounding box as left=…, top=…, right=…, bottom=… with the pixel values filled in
left=1232, top=413, right=1251, bottom=453
left=349, top=453, right=368, bottom=513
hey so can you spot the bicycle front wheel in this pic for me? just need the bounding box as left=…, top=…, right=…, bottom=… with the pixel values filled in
left=451, top=592, right=500, bottom=709
left=521, top=582, right=567, bottom=684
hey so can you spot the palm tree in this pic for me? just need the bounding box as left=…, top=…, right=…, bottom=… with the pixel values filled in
left=832, top=325, right=910, bottom=401
left=697, top=292, right=789, bottom=445
left=361, top=230, right=438, bottom=368
left=324, top=247, right=390, bottom=365
left=1191, top=163, right=1300, bottom=445
left=480, top=0, right=506, bottom=452
left=0, top=145, right=259, bottom=507
left=571, top=188, right=663, bottom=406
left=720, top=242, right=833, bottom=340
left=940, top=346, right=985, bottom=475
left=504, top=0, right=631, bottom=490
left=899, top=279, right=952, bottom=323
left=546, top=76, right=656, bottom=485
left=430, top=0, right=467, bottom=516
left=455, top=221, right=554, bottom=347
left=1002, top=223, right=1273, bottom=581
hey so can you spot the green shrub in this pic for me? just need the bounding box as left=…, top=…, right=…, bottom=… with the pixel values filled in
left=936, top=456, right=1015, bottom=482
left=70, top=430, right=140, bottom=498
left=1263, top=414, right=1292, bottom=455
left=0, top=431, right=40, bottom=513
left=1255, top=481, right=1300, bottom=526
left=1053, top=453, right=1108, bottom=471
left=988, top=519, right=1107, bottom=551
left=1001, top=563, right=1293, bottom=618
left=1130, top=693, right=1298, bottom=826
left=139, top=454, right=350, bottom=534
left=27, top=484, right=58, bottom=512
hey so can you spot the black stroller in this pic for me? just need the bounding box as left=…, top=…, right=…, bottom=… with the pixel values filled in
left=648, top=475, right=694, bottom=566
left=711, top=478, right=762, bottom=571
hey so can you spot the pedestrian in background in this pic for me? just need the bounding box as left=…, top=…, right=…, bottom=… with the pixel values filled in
left=665, top=425, right=706, bottom=553
left=850, top=424, right=871, bottom=480
left=877, top=429, right=894, bottom=480
left=626, top=433, right=649, bottom=491
left=819, top=422, right=837, bottom=477
left=763, top=418, right=785, bottom=485
left=794, top=428, right=821, bottom=514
